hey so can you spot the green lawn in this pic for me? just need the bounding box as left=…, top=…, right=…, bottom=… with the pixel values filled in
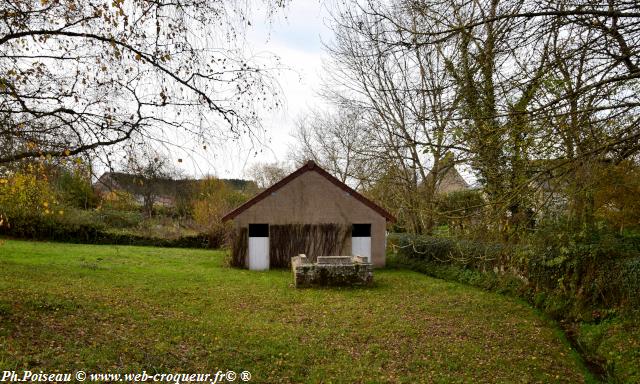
left=0, top=240, right=592, bottom=383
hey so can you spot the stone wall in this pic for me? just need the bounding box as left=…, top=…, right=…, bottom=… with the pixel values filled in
left=291, top=255, right=373, bottom=288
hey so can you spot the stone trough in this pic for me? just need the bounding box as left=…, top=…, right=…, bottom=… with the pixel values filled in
left=291, top=254, right=373, bottom=288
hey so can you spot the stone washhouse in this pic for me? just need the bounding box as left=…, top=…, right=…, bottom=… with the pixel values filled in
left=222, top=161, right=395, bottom=278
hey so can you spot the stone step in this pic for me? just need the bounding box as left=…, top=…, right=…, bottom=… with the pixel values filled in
left=316, top=256, right=354, bottom=265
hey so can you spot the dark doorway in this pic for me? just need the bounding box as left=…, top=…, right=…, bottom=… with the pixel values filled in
left=249, top=223, right=269, bottom=237
left=352, top=223, right=371, bottom=237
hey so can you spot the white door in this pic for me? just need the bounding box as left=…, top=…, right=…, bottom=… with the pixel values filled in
left=351, top=237, right=371, bottom=261
left=249, top=237, right=269, bottom=270
left=351, top=224, right=372, bottom=261
left=248, top=224, right=269, bottom=270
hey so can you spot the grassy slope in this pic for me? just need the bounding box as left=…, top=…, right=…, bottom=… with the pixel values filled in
left=389, top=252, right=640, bottom=383
left=0, top=240, right=590, bottom=383
left=576, top=318, right=640, bottom=383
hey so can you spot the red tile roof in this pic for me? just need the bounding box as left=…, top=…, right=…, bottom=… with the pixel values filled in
left=221, top=161, right=396, bottom=222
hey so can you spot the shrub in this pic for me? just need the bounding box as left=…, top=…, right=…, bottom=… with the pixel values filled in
left=390, top=229, right=640, bottom=318
left=435, top=189, right=484, bottom=232
left=525, top=224, right=640, bottom=316
left=0, top=168, right=61, bottom=219
left=192, top=176, right=247, bottom=250
left=99, top=190, right=139, bottom=212
left=94, top=232, right=210, bottom=248
left=0, top=212, right=212, bottom=249
left=55, top=165, right=99, bottom=209
left=616, top=257, right=640, bottom=308
left=97, top=209, right=143, bottom=228
left=1, top=213, right=103, bottom=243
left=389, top=233, right=514, bottom=272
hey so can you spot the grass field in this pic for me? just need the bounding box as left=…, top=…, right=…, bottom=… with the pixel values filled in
left=0, top=240, right=593, bottom=383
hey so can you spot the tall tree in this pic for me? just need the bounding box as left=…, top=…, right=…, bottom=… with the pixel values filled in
left=246, top=161, right=290, bottom=189
left=340, top=0, right=640, bottom=236
left=291, top=107, right=373, bottom=189
left=0, top=0, right=286, bottom=164
left=321, top=1, right=465, bottom=233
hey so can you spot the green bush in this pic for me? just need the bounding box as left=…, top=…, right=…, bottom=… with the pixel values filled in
left=94, top=231, right=211, bottom=248
left=618, top=257, right=640, bottom=308
left=389, top=231, right=640, bottom=317
left=0, top=213, right=213, bottom=249
left=1, top=212, right=104, bottom=243
left=435, top=189, right=484, bottom=230
left=97, top=209, right=143, bottom=228
left=525, top=225, right=640, bottom=316
left=627, top=231, right=640, bottom=249
left=389, top=232, right=513, bottom=271
left=55, top=167, right=99, bottom=209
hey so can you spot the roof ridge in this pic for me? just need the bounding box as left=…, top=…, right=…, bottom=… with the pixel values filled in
left=221, top=161, right=395, bottom=222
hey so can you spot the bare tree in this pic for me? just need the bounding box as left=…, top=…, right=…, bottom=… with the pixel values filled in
left=319, top=2, right=466, bottom=233
left=0, top=0, right=287, bottom=165
left=122, top=147, right=177, bottom=217
left=290, top=107, right=373, bottom=188
left=246, top=161, right=290, bottom=189
left=332, top=0, right=640, bottom=236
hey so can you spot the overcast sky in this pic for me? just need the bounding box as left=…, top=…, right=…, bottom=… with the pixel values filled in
left=173, top=1, right=333, bottom=180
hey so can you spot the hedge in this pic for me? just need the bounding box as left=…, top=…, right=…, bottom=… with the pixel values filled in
left=0, top=214, right=214, bottom=249
left=388, top=232, right=640, bottom=318
left=388, top=232, right=640, bottom=383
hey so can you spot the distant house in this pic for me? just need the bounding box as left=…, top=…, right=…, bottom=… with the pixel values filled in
left=222, top=161, right=395, bottom=270
left=93, top=172, right=256, bottom=208
left=424, top=164, right=470, bottom=195
left=435, top=166, right=469, bottom=194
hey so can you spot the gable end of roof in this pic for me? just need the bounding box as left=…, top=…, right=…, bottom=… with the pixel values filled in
left=222, top=161, right=396, bottom=222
